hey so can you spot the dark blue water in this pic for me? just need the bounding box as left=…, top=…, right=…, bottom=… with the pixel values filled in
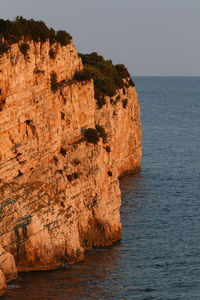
left=4, top=76, right=200, bottom=299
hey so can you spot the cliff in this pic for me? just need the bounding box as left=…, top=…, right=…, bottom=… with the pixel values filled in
left=0, top=31, right=142, bottom=295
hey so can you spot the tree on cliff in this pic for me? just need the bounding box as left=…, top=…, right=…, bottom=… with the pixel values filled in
left=0, top=16, right=72, bottom=56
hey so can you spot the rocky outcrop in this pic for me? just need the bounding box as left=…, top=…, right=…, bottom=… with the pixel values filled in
left=0, top=245, right=17, bottom=296
left=0, top=39, right=142, bottom=295
left=0, top=270, right=7, bottom=296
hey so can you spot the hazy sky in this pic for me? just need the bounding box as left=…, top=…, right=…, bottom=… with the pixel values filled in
left=1, top=0, right=200, bottom=76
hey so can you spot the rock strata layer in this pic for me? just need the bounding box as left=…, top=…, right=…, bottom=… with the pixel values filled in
left=0, top=40, right=142, bottom=295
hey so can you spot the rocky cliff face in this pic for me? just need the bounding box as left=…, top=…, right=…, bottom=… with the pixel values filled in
left=0, top=40, right=142, bottom=295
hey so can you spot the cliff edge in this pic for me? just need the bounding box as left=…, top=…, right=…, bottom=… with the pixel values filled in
left=0, top=18, right=142, bottom=295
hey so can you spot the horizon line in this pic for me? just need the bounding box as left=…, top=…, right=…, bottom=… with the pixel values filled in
left=132, top=75, right=200, bottom=77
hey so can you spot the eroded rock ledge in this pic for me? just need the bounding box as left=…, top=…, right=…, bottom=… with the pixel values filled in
left=0, top=38, right=142, bottom=295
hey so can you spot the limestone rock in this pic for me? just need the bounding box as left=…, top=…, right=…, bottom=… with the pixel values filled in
left=0, top=245, right=17, bottom=282
left=0, top=245, right=17, bottom=296
left=0, top=39, right=142, bottom=293
left=0, top=270, right=7, bottom=296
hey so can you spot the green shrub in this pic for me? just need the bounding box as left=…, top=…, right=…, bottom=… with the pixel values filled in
left=67, top=172, right=79, bottom=182
left=34, top=68, right=45, bottom=74
left=60, top=147, right=67, bottom=156
left=49, top=49, right=56, bottom=59
left=95, top=92, right=106, bottom=109
left=105, top=146, right=111, bottom=153
left=129, top=78, right=135, bottom=87
left=115, top=64, right=130, bottom=78
left=50, top=71, right=59, bottom=92
left=95, top=124, right=107, bottom=143
left=0, top=16, right=72, bottom=47
left=0, top=41, right=10, bottom=56
left=108, top=171, right=112, bottom=176
left=67, top=174, right=73, bottom=182
left=19, top=42, right=30, bottom=58
left=73, top=172, right=79, bottom=179
left=73, top=69, right=93, bottom=82
left=56, top=30, right=72, bottom=46
left=78, top=52, right=133, bottom=108
left=84, top=128, right=100, bottom=144
left=122, top=98, right=128, bottom=108
left=84, top=125, right=107, bottom=144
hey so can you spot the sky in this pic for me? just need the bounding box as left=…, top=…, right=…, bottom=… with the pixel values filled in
left=1, top=0, right=200, bottom=76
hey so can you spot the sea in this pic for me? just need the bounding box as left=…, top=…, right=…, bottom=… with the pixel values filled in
left=3, top=76, right=200, bottom=300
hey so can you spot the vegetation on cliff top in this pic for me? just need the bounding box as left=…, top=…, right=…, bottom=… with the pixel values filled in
left=74, top=52, right=135, bottom=108
left=0, top=17, right=135, bottom=110
left=0, top=16, right=72, bottom=56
